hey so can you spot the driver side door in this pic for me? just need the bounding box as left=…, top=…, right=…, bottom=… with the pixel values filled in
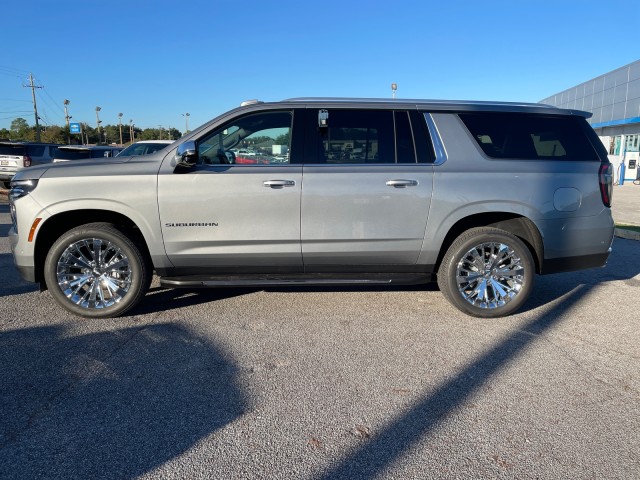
left=158, top=109, right=303, bottom=273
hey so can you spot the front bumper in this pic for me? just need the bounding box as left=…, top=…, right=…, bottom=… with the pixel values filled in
left=9, top=226, right=36, bottom=282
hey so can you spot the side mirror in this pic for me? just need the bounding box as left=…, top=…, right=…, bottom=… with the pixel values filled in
left=176, top=141, right=198, bottom=167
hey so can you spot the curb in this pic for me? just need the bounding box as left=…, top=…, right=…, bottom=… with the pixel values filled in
left=615, top=227, right=640, bottom=241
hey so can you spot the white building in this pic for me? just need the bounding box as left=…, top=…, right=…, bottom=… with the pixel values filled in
left=540, top=60, right=640, bottom=183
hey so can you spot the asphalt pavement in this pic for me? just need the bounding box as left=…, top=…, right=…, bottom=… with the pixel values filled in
left=0, top=190, right=639, bottom=479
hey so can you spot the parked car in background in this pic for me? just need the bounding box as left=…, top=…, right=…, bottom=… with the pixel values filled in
left=116, top=140, right=174, bottom=157
left=52, top=145, right=123, bottom=163
left=0, top=142, right=60, bottom=188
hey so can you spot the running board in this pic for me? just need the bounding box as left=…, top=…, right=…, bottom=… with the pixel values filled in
left=160, top=273, right=430, bottom=288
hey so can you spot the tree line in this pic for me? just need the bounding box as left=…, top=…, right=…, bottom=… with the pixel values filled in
left=0, top=118, right=182, bottom=145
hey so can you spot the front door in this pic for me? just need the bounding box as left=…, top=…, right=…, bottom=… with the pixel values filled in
left=158, top=110, right=303, bottom=272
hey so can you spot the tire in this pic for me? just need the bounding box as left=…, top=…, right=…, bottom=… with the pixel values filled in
left=437, top=227, right=535, bottom=318
left=44, top=222, right=151, bottom=318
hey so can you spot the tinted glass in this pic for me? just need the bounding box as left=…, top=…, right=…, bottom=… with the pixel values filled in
left=315, top=110, right=393, bottom=164
left=395, top=111, right=416, bottom=163
left=459, top=113, right=601, bottom=161
left=25, top=145, right=45, bottom=156
left=54, top=149, right=93, bottom=160
left=0, top=145, right=26, bottom=155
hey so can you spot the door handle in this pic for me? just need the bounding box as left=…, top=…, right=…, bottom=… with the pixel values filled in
left=263, top=179, right=296, bottom=188
left=386, top=179, right=418, bottom=188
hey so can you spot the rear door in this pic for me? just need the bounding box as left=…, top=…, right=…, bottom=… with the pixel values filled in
left=300, top=109, right=434, bottom=271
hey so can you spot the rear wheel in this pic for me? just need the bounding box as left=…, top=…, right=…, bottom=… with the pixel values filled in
left=44, top=223, right=151, bottom=318
left=437, top=227, right=534, bottom=318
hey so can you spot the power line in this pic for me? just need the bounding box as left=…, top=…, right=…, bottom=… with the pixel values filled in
left=0, top=98, right=31, bottom=103
left=0, top=65, right=28, bottom=78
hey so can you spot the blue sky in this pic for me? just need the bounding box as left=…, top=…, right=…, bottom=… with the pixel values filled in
left=1, top=0, right=639, bottom=133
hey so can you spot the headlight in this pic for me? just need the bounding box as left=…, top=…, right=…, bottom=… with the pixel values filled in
left=9, top=179, right=39, bottom=201
left=9, top=179, right=38, bottom=234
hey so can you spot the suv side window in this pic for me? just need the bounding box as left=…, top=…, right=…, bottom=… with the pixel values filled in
left=307, top=109, right=394, bottom=164
left=197, top=111, right=293, bottom=165
left=26, top=145, right=45, bottom=157
left=459, top=112, right=601, bottom=161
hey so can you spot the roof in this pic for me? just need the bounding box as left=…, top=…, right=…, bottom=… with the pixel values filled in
left=275, top=97, right=589, bottom=116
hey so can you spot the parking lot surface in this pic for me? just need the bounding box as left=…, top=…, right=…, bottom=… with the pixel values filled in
left=0, top=197, right=639, bottom=479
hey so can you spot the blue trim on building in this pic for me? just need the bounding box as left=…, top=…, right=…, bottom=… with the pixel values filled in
left=592, top=117, right=640, bottom=128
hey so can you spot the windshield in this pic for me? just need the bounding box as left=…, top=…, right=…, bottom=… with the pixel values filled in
left=117, top=142, right=170, bottom=157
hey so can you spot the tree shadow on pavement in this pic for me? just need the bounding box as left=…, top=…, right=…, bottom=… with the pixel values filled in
left=0, top=322, right=247, bottom=479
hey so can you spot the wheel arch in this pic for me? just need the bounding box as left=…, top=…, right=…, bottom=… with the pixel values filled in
left=33, top=210, right=152, bottom=287
left=435, top=213, right=543, bottom=274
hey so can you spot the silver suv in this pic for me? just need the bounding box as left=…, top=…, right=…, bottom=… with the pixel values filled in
left=8, top=98, right=615, bottom=319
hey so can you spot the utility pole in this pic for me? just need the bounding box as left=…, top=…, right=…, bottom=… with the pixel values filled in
left=64, top=99, right=71, bottom=144
left=129, top=119, right=134, bottom=143
left=118, top=113, right=123, bottom=145
left=95, top=106, right=102, bottom=145
left=24, top=73, right=43, bottom=142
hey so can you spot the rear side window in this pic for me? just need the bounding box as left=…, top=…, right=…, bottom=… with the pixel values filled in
left=55, top=149, right=92, bottom=160
left=459, top=113, right=601, bottom=161
left=0, top=145, right=26, bottom=156
left=26, top=145, right=45, bottom=156
left=306, top=109, right=423, bottom=164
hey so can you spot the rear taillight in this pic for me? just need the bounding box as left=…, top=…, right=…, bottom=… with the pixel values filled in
left=24, top=155, right=32, bottom=167
left=598, top=162, right=613, bottom=207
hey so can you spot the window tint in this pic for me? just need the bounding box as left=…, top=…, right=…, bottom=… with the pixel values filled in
left=395, top=111, right=416, bottom=163
left=314, top=110, right=394, bottom=164
left=459, top=113, right=600, bottom=161
left=0, top=144, right=26, bottom=156
left=53, top=149, right=92, bottom=160
left=26, top=145, right=45, bottom=156
left=198, top=111, right=292, bottom=165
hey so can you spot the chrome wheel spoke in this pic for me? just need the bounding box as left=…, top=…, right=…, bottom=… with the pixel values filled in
left=456, top=241, right=526, bottom=310
left=56, top=237, right=132, bottom=311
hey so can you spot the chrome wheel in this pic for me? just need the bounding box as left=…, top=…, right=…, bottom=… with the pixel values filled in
left=56, top=237, right=133, bottom=310
left=456, top=241, right=525, bottom=309
left=438, top=227, right=535, bottom=318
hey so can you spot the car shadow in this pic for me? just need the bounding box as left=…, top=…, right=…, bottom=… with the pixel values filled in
left=0, top=322, right=247, bottom=478
left=0, top=253, right=39, bottom=297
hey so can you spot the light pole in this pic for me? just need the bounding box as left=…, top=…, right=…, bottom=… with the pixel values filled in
left=64, top=99, right=71, bottom=128
left=129, top=119, right=134, bottom=143
left=118, top=112, right=123, bottom=145
left=64, top=99, right=72, bottom=144
left=391, top=83, right=397, bottom=99
left=95, top=106, right=102, bottom=145
left=158, top=125, right=163, bottom=140
left=182, top=112, right=190, bottom=134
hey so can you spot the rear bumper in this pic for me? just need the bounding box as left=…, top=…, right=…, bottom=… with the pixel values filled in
left=541, top=250, right=611, bottom=274
left=538, top=210, right=614, bottom=274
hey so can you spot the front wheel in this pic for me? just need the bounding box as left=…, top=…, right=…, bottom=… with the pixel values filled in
left=437, top=227, right=535, bottom=318
left=44, top=223, right=151, bottom=318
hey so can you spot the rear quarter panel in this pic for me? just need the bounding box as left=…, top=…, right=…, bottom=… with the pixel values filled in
left=418, top=113, right=613, bottom=266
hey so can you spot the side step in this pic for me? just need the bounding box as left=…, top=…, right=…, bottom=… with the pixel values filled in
left=160, top=273, right=431, bottom=288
